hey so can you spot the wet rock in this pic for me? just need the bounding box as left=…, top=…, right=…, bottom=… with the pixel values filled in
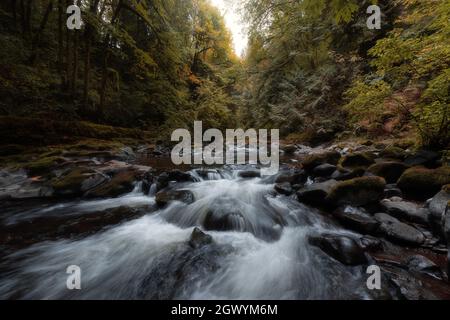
left=327, top=176, right=386, bottom=207
left=51, top=167, right=106, bottom=197
left=156, top=170, right=196, bottom=191
left=404, top=150, right=441, bottom=168
left=308, top=233, right=368, bottom=266
left=297, top=179, right=338, bottom=206
left=86, top=169, right=136, bottom=198
left=367, top=162, right=409, bottom=184
left=379, top=146, right=407, bottom=160
left=374, top=213, right=425, bottom=246
left=384, top=184, right=403, bottom=198
left=332, top=206, right=379, bottom=234
left=0, top=181, right=53, bottom=200
left=155, top=189, right=195, bottom=206
left=238, top=170, right=261, bottom=179
left=189, top=227, right=213, bottom=249
left=281, top=144, right=297, bottom=155
left=339, top=152, right=375, bottom=169
left=117, top=146, right=136, bottom=160
left=301, top=151, right=341, bottom=171
left=331, top=167, right=365, bottom=181
left=313, top=164, right=337, bottom=177
left=428, top=186, right=450, bottom=237
left=406, top=255, right=444, bottom=280
left=397, top=166, right=450, bottom=200
left=275, top=170, right=307, bottom=185
left=358, top=235, right=383, bottom=251
left=274, top=182, right=293, bottom=196
left=380, top=199, right=429, bottom=225
left=385, top=267, right=439, bottom=300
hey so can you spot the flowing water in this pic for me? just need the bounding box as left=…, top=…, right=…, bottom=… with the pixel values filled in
left=0, top=164, right=376, bottom=300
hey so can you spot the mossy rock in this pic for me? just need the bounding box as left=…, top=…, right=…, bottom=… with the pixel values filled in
left=339, top=152, right=375, bottom=169
left=51, top=167, right=104, bottom=197
left=302, top=151, right=341, bottom=171
left=24, top=156, right=67, bottom=175
left=380, top=146, right=407, bottom=160
left=397, top=166, right=450, bottom=201
left=367, top=161, right=409, bottom=184
left=86, top=170, right=137, bottom=198
left=327, top=176, right=386, bottom=206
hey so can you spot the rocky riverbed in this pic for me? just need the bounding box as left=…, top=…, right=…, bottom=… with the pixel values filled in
left=0, top=141, right=449, bottom=299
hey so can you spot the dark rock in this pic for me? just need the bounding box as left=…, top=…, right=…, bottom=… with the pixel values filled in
left=406, top=255, right=444, bottom=280
left=275, top=170, right=307, bottom=185
left=313, top=163, right=337, bottom=177
left=327, top=176, right=386, bottom=207
left=52, top=167, right=107, bottom=197
left=379, top=146, right=407, bottom=160
left=385, top=267, right=439, bottom=300
left=86, top=170, right=136, bottom=198
left=332, top=206, right=379, bottom=234
left=374, top=213, right=425, bottom=245
left=331, top=167, right=365, bottom=181
left=155, top=189, right=195, bottom=206
left=274, top=182, right=293, bottom=196
left=358, top=235, right=383, bottom=251
left=297, top=180, right=338, bottom=206
left=281, top=144, right=297, bottom=155
left=339, top=152, right=375, bottom=169
left=398, top=166, right=450, bottom=200
left=301, top=151, right=341, bottom=171
left=156, top=170, right=196, bottom=191
left=384, top=184, right=403, bottom=198
left=380, top=199, right=429, bottom=225
left=404, top=150, right=441, bottom=167
left=428, top=186, right=450, bottom=238
left=308, top=233, right=368, bottom=266
left=367, top=162, right=409, bottom=184
left=238, top=170, right=261, bottom=178
left=189, top=227, right=213, bottom=249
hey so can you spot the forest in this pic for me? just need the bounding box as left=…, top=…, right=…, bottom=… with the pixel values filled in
left=0, top=0, right=449, bottom=301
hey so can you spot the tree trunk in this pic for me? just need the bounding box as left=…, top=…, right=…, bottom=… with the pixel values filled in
left=83, top=0, right=100, bottom=108
left=98, top=0, right=123, bottom=119
left=29, top=0, right=53, bottom=65
left=58, top=0, right=64, bottom=87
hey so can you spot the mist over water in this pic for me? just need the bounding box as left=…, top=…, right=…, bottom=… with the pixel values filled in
left=0, top=166, right=372, bottom=300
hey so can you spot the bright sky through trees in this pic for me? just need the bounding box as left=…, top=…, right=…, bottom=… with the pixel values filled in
left=210, top=0, right=248, bottom=56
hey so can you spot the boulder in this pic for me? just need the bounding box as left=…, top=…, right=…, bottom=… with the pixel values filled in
left=274, top=182, right=294, bottom=196
left=374, top=213, right=425, bottom=245
left=308, top=233, right=368, bottom=266
left=428, top=186, right=450, bottom=234
left=327, top=176, right=386, bottom=207
left=332, top=206, right=380, bottom=234
left=156, top=170, right=196, bottom=191
left=86, top=169, right=136, bottom=198
left=379, top=146, right=407, bottom=160
left=367, top=162, right=409, bottom=184
left=358, top=235, right=383, bottom=251
left=189, top=227, right=213, bottom=249
left=404, top=149, right=441, bottom=167
left=301, top=151, right=341, bottom=171
left=397, top=166, right=450, bottom=200
left=275, top=170, right=307, bottom=185
left=297, top=180, right=338, bottom=206
left=380, top=199, right=429, bottom=225
left=238, top=170, right=261, bottom=179
left=331, top=167, right=365, bottom=181
left=339, top=152, right=375, bottom=169
left=383, top=184, right=403, bottom=198
left=313, top=163, right=337, bottom=177
left=405, top=255, right=443, bottom=280
left=281, top=144, right=297, bottom=155
left=51, top=167, right=107, bottom=197
left=155, top=189, right=195, bottom=206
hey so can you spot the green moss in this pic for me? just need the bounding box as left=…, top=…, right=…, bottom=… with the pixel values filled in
left=367, top=161, right=409, bottom=184
left=380, top=145, right=407, bottom=160
left=24, top=156, right=67, bottom=175
left=339, top=152, right=375, bottom=168
left=398, top=166, right=450, bottom=200
left=327, top=176, right=386, bottom=206
left=51, top=168, right=95, bottom=193
left=302, top=151, right=341, bottom=171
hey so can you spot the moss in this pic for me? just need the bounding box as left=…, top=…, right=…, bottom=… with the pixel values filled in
left=327, top=176, right=386, bottom=206
left=24, top=156, right=67, bottom=175
left=398, top=166, right=450, bottom=200
left=367, top=161, right=409, bottom=184
left=302, top=151, right=341, bottom=171
left=380, top=145, right=407, bottom=160
left=339, top=152, right=375, bottom=168
left=86, top=170, right=136, bottom=198
left=51, top=168, right=95, bottom=195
